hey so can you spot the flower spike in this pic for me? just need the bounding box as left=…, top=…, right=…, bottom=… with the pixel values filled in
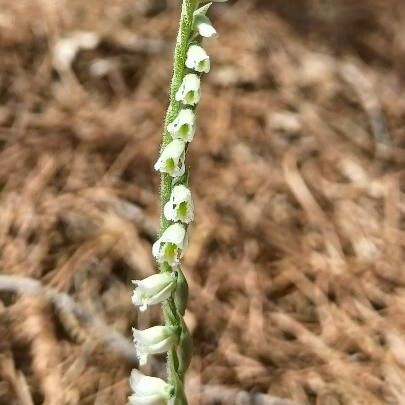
left=130, top=1, right=225, bottom=403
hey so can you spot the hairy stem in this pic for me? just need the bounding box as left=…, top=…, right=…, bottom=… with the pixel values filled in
left=160, top=0, right=197, bottom=235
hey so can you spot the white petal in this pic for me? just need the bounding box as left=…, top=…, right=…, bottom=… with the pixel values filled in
left=151, top=239, right=164, bottom=262
left=129, top=393, right=166, bottom=405
left=130, top=370, right=169, bottom=395
left=197, top=18, right=217, bottom=38
left=131, top=289, right=143, bottom=306
left=133, top=326, right=174, bottom=346
left=135, top=337, right=176, bottom=364
left=163, top=202, right=175, bottom=222
left=152, top=239, right=161, bottom=259
left=159, top=223, right=186, bottom=247
left=145, top=281, right=176, bottom=304
left=129, top=370, right=174, bottom=404
left=133, top=273, right=175, bottom=294
left=132, top=273, right=176, bottom=309
left=140, top=337, right=175, bottom=354
left=170, top=185, right=192, bottom=204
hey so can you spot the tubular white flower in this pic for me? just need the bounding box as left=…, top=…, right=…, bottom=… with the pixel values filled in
left=186, top=45, right=210, bottom=73
left=164, top=185, right=194, bottom=224
left=193, top=4, right=217, bottom=38
left=129, top=369, right=175, bottom=405
left=167, top=109, right=196, bottom=142
left=152, top=223, right=187, bottom=266
left=133, top=326, right=178, bottom=366
left=154, top=139, right=186, bottom=177
left=132, top=273, right=176, bottom=311
left=175, top=74, right=201, bottom=106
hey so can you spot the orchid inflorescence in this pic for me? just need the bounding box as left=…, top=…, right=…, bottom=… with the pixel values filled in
left=129, top=1, right=226, bottom=404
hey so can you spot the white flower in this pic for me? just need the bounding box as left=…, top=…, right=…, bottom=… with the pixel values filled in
left=193, top=4, right=217, bottom=38
left=133, top=326, right=178, bottom=366
left=129, top=369, right=175, bottom=405
left=167, top=109, right=196, bottom=142
left=175, top=74, right=200, bottom=106
left=132, top=273, right=176, bottom=311
left=154, top=139, right=186, bottom=177
left=152, top=223, right=187, bottom=266
left=186, top=45, right=210, bottom=73
left=164, top=185, right=194, bottom=224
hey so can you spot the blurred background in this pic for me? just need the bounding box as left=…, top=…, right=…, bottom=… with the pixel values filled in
left=0, top=0, right=404, bottom=404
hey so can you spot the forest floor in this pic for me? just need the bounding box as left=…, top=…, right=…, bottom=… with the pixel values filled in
left=0, top=1, right=404, bottom=404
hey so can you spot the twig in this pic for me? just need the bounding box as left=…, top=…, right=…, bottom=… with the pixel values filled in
left=0, top=275, right=138, bottom=362
left=192, top=383, right=302, bottom=405
left=339, top=62, right=391, bottom=159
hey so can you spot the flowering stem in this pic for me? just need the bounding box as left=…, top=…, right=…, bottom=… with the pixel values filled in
left=159, top=1, right=197, bottom=403
left=130, top=1, right=221, bottom=403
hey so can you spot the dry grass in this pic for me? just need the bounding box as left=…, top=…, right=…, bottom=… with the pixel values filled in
left=0, top=0, right=404, bottom=404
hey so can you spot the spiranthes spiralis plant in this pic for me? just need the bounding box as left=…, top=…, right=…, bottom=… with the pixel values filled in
left=129, top=1, right=226, bottom=404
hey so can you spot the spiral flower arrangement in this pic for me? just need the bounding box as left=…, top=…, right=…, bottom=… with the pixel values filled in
left=129, top=1, right=226, bottom=404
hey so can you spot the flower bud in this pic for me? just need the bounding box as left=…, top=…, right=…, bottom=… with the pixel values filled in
left=129, top=369, right=175, bottom=405
left=175, top=74, right=201, bottom=106
left=167, top=109, right=196, bottom=142
left=164, top=185, right=194, bottom=224
left=133, top=325, right=179, bottom=366
left=152, top=223, right=187, bottom=266
left=154, top=139, right=186, bottom=178
left=186, top=45, right=210, bottom=73
left=132, top=272, right=177, bottom=311
left=193, top=4, right=217, bottom=38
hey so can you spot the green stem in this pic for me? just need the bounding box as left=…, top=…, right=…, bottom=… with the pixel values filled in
left=159, top=1, right=197, bottom=403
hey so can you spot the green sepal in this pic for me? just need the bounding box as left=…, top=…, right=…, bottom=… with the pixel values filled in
left=174, top=269, right=189, bottom=316
left=193, top=2, right=212, bottom=18
left=176, top=321, right=193, bottom=376
left=163, top=298, right=179, bottom=326
left=167, top=351, right=187, bottom=405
